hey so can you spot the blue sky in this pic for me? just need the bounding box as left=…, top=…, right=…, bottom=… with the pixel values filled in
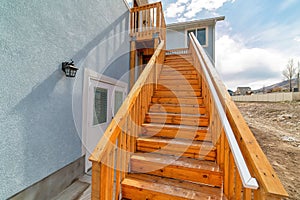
left=127, top=0, right=300, bottom=90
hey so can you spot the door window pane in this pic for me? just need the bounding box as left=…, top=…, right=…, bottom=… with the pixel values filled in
left=114, top=91, right=123, bottom=115
left=93, top=88, right=108, bottom=125
left=197, top=28, right=206, bottom=45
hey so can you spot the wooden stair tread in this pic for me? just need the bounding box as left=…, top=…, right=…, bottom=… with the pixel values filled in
left=149, top=104, right=206, bottom=115
left=136, top=136, right=216, bottom=160
left=137, top=136, right=214, bottom=147
left=142, top=123, right=208, bottom=131
left=153, top=91, right=201, bottom=98
left=122, top=174, right=224, bottom=200
left=147, top=112, right=206, bottom=117
left=130, top=153, right=222, bottom=187
left=131, top=153, right=220, bottom=172
left=151, top=97, right=204, bottom=105
left=156, top=84, right=201, bottom=91
left=145, top=113, right=209, bottom=127
left=141, top=123, right=210, bottom=141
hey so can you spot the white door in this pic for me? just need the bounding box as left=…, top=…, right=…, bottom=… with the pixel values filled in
left=83, top=72, right=127, bottom=172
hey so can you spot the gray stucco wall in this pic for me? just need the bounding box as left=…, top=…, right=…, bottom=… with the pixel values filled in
left=166, top=25, right=215, bottom=61
left=0, top=0, right=130, bottom=198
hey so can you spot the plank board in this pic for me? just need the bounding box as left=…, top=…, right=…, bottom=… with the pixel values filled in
left=145, top=113, right=209, bottom=126
left=153, top=90, right=201, bottom=97
left=149, top=103, right=206, bottom=115
left=158, top=79, right=199, bottom=85
left=136, top=137, right=216, bottom=160
left=151, top=97, right=204, bottom=105
left=141, top=123, right=210, bottom=141
left=122, top=174, right=223, bottom=200
left=156, top=84, right=200, bottom=91
left=130, top=153, right=223, bottom=187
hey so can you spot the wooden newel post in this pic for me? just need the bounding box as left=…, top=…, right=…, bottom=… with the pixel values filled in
left=91, top=162, right=102, bottom=200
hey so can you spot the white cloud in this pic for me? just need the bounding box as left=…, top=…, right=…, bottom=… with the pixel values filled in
left=165, top=3, right=186, bottom=18
left=294, top=36, right=300, bottom=42
left=184, top=0, right=234, bottom=18
left=216, top=35, right=289, bottom=90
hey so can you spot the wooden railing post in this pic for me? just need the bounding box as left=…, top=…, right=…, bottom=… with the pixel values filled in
left=91, top=162, right=102, bottom=200
left=130, top=40, right=136, bottom=89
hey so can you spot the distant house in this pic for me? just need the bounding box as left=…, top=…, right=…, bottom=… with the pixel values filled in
left=235, top=87, right=252, bottom=95
left=166, top=16, right=225, bottom=62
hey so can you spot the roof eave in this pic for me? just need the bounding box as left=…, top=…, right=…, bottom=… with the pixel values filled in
left=167, top=16, right=225, bottom=30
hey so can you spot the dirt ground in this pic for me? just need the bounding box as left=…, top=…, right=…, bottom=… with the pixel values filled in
left=236, top=102, right=300, bottom=200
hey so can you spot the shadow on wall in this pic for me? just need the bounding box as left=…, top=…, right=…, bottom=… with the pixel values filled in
left=72, top=11, right=129, bottom=67
left=12, top=69, right=80, bottom=187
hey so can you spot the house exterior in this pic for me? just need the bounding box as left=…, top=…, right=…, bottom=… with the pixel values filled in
left=235, top=87, right=252, bottom=95
left=1, top=0, right=288, bottom=199
left=166, top=16, right=225, bottom=62
left=0, top=0, right=131, bottom=199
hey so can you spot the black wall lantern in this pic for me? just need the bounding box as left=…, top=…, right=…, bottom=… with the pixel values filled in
left=62, top=60, right=78, bottom=77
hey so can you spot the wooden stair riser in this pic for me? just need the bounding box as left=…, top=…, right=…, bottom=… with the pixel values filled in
left=162, top=67, right=195, bottom=72
left=159, top=74, right=198, bottom=80
left=151, top=97, right=204, bottom=105
left=160, top=70, right=198, bottom=75
left=130, top=156, right=222, bottom=187
left=141, top=125, right=210, bottom=141
left=153, top=90, right=202, bottom=98
left=145, top=113, right=209, bottom=126
left=165, top=57, right=193, bottom=61
left=149, top=104, right=206, bottom=115
left=159, top=79, right=199, bottom=85
left=156, top=84, right=200, bottom=91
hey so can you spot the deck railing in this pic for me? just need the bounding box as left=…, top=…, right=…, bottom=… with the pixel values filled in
left=165, top=48, right=189, bottom=55
left=130, top=2, right=166, bottom=42
left=189, top=33, right=288, bottom=199
left=89, top=41, right=165, bottom=200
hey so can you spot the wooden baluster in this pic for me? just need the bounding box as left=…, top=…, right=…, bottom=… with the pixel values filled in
left=156, top=5, right=160, bottom=29
left=224, top=137, right=230, bottom=197
left=100, top=157, right=108, bottom=199
left=229, top=153, right=235, bottom=198
left=125, top=116, right=131, bottom=173
left=219, top=130, right=225, bottom=171
left=235, top=170, right=242, bottom=200
left=243, top=188, right=252, bottom=200
left=115, top=132, right=122, bottom=200
left=107, top=147, right=115, bottom=200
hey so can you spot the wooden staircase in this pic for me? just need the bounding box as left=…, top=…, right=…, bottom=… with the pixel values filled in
left=121, top=54, right=225, bottom=199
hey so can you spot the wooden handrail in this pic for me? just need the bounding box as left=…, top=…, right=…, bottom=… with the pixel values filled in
left=189, top=33, right=288, bottom=199
left=89, top=41, right=165, bottom=200
left=190, top=33, right=258, bottom=189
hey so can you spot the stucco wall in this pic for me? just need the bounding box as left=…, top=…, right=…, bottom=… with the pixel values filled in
left=166, top=25, right=214, bottom=61
left=0, top=0, right=130, bottom=198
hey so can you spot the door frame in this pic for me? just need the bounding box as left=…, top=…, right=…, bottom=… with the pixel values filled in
left=81, top=68, right=127, bottom=168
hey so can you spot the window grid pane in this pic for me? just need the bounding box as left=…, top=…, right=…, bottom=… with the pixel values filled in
left=93, top=87, right=108, bottom=125
left=114, top=91, right=123, bottom=115
left=197, top=28, right=206, bottom=45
